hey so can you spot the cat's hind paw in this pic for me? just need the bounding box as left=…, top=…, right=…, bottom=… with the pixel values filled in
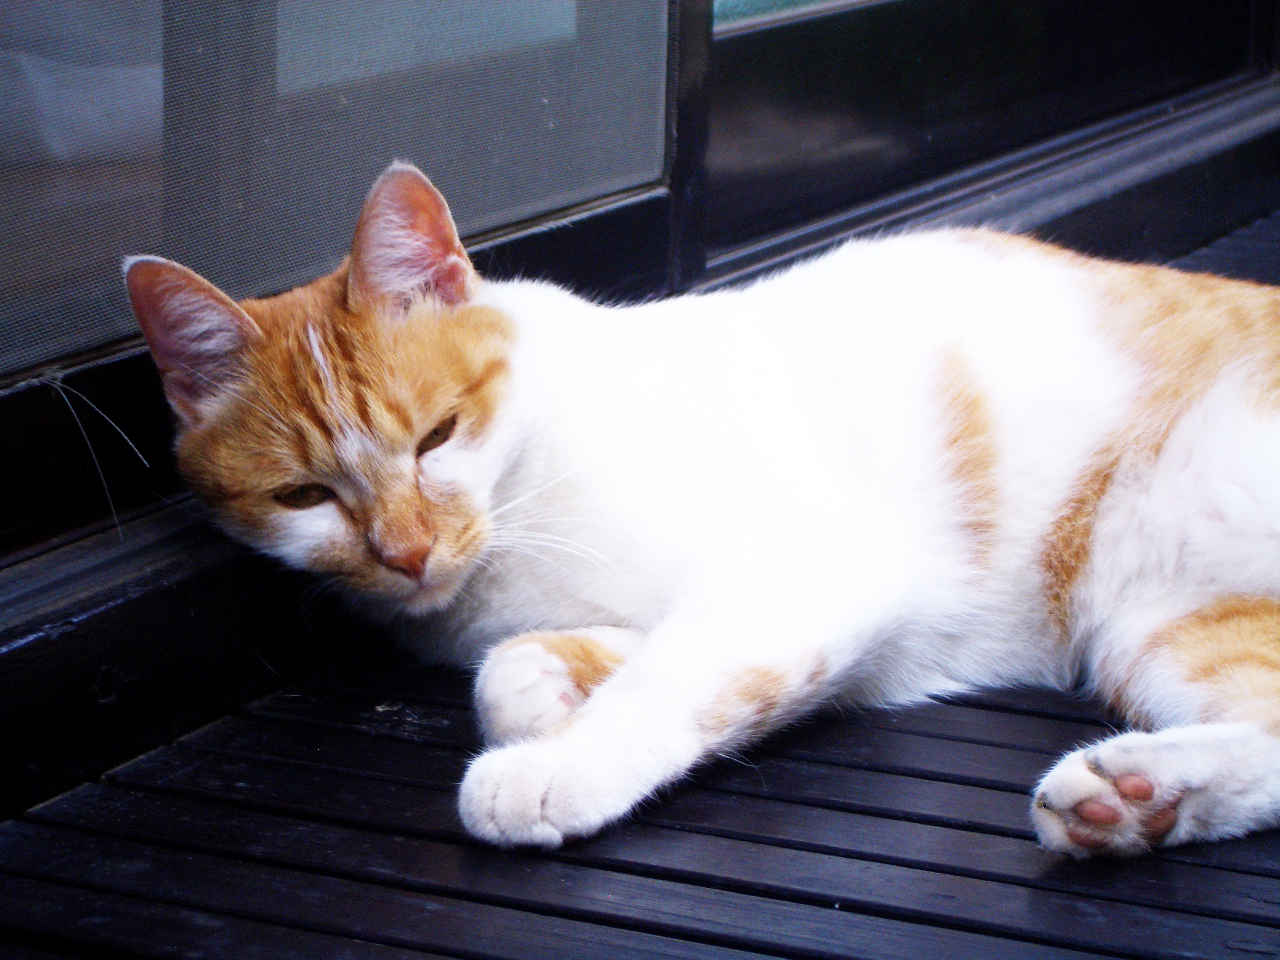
left=1032, top=741, right=1181, bottom=858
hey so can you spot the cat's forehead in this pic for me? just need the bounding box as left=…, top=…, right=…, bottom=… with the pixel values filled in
left=225, top=266, right=512, bottom=457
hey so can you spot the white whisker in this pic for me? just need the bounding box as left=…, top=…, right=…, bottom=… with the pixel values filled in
left=49, top=382, right=122, bottom=540
left=40, top=377, right=150, bottom=467
left=489, top=469, right=578, bottom=518
left=493, top=529, right=621, bottom=573
left=488, top=531, right=619, bottom=575
left=486, top=542, right=576, bottom=577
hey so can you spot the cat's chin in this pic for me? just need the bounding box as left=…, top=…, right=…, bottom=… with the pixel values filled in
left=398, top=571, right=470, bottom=615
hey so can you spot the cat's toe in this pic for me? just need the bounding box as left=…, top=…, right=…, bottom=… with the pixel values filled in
left=475, top=641, right=582, bottom=746
left=457, top=740, right=621, bottom=848
left=458, top=745, right=566, bottom=847
left=1032, top=745, right=1180, bottom=858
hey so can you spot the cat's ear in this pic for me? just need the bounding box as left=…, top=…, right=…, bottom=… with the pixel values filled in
left=347, top=160, right=478, bottom=312
left=123, top=255, right=261, bottom=425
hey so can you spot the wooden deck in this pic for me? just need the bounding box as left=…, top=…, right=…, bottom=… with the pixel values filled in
left=5, top=217, right=1280, bottom=958
left=2, top=663, right=1280, bottom=959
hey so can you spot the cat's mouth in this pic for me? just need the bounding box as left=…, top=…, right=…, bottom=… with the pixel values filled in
left=400, top=560, right=475, bottom=613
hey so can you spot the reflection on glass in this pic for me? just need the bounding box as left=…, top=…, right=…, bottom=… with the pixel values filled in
left=0, top=1, right=162, bottom=376
left=0, top=1, right=665, bottom=381
left=277, top=0, right=576, bottom=95
left=714, top=0, right=855, bottom=27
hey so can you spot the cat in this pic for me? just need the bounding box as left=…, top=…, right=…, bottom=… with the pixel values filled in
left=122, top=160, right=1280, bottom=857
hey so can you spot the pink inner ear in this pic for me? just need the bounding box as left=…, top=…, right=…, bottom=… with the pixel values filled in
left=348, top=162, right=477, bottom=310
left=123, top=256, right=258, bottom=422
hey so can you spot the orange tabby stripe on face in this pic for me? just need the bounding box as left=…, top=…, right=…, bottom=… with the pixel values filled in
left=935, top=348, right=999, bottom=567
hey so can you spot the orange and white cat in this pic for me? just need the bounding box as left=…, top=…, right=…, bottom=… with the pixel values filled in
left=123, top=160, right=1280, bottom=856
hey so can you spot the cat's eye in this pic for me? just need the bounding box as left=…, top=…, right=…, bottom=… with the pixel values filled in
left=273, top=483, right=336, bottom=510
left=416, top=414, right=458, bottom=457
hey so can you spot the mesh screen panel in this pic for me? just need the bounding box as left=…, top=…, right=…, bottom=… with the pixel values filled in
left=0, top=1, right=667, bottom=379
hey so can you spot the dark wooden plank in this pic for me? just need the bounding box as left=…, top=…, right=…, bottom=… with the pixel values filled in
left=768, top=721, right=1052, bottom=792
left=30, top=786, right=1101, bottom=960
left=246, top=691, right=480, bottom=749
left=255, top=679, right=1105, bottom=795
left=572, top=823, right=1280, bottom=960
left=837, top=702, right=1109, bottom=755
left=1160, top=834, right=1280, bottom=878
left=0, top=944, right=87, bottom=960
left=180, top=716, right=470, bottom=786
left=174, top=714, right=1039, bottom=839
left=641, top=788, right=1280, bottom=927
left=0, top=871, right=444, bottom=960
left=325, top=670, right=1105, bottom=757
left=236, top=689, right=1280, bottom=875
left=63, top=774, right=1280, bottom=960
left=316, top=668, right=1111, bottom=760
left=322, top=665, right=1109, bottom=761
left=109, top=747, right=466, bottom=833
left=944, top=688, right=1118, bottom=725
left=0, top=822, right=766, bottom=960
left=239, top=690, right=1042, bottom=833
left=710, top=747, right=1280, bottom=875
left=312, top=664, right=473, bottom=708
left=702, top=756, right=1035, bottom=838
left=251, top=683, right=1094, bottom=804
left=221, top=702, right=1280, bottom=876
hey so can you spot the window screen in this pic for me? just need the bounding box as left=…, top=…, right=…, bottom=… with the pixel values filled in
left=0, top=1, right=668, bottom=380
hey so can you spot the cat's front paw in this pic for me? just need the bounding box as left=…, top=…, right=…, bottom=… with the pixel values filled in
left=1032, top=738, right=1180, bottom=858
left=458, top=739, right=630, bottom=847
left=475, top=639, right=580, bottom=746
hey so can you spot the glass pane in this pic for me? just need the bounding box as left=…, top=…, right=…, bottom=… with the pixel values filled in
left=707, top=0, right=1256, bottom=251
left=0, top=0, right=667, bottom=381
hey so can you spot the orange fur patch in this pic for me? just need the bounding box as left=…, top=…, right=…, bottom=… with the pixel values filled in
left=1146, top=596, right=1280, bottom=734
left=504, top=631, right=626, bottom=698
left=1041, top=445, right=1122, bottom=637
left=698, top=666, right=790, bottom=741
left=936, top=348, right=999, bottom=566
left=962, top=230, right=1280, bottom=638
left=804, top=655, right=829, bottom=691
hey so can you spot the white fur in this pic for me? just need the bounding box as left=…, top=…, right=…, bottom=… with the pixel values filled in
left=281, top=229, right=1280, bottom=852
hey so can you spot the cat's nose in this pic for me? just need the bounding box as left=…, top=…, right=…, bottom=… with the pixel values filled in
left=379, top=543, right=431, bottom=580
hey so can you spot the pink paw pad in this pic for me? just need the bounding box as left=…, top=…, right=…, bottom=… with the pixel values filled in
left=1114, top=773, right=1155, bottom=802
left=1064, top=773, right=1178, bottom=850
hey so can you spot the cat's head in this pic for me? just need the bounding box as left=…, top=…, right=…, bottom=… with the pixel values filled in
left=123, top=161, right=515, bottom=612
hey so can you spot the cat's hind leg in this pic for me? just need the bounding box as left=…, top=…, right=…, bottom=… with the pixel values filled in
left=1033, top=596, right=1280, bottom=857
left=474, top=626, right=644, bottom=746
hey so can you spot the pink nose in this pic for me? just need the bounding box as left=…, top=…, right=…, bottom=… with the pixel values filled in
left=379, top=543, right=431, bottom=580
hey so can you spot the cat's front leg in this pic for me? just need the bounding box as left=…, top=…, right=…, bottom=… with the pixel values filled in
left=473, top=626, right=645, bottom=745
left=458, top=610, right=838, bottom=847
left=1032, top=723, right=1280, bottom=857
